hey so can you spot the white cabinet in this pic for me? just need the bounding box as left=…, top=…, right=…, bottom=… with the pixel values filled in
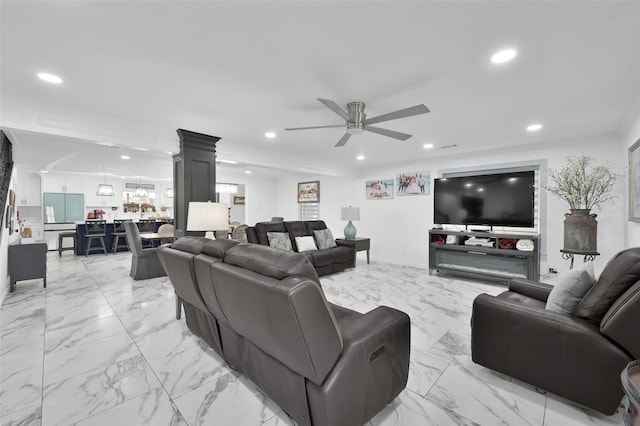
left=16, top=171, right=41, bottom=206
left=41, top=173, right=84, bottom=194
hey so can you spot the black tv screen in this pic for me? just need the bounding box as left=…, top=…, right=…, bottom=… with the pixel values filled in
left=434, top=171, right=535, bottom=227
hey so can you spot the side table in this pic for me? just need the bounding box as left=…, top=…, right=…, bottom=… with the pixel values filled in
left=8, top=241, right=47, bottom=292
left=336, top=237, right=370, bottom=266
left=560, top=248, right=600, bottom=270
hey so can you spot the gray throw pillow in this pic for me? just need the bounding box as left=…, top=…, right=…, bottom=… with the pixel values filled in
left=545, top=261, right=596, bottom=315
left=313, top=229, right=337, bottom=249
left=266, top=232, right=292, bottom=251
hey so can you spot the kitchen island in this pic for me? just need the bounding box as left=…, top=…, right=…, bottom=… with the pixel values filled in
left=74, top=219, right=172, bottom=255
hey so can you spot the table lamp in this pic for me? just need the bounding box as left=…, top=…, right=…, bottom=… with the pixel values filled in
left=186, top=201, right=229, bottom=239
left=341, top=206, right=360, bottom=239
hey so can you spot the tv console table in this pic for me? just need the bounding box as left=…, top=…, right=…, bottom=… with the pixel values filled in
left=429, top=229, right=540, bottom=282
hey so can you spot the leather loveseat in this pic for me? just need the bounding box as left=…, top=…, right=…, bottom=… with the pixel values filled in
left=157, top=237, right=410, bottom=426
left=245, top=220, right=355, bottom=276
left=471, top=247, right=640, bottom=415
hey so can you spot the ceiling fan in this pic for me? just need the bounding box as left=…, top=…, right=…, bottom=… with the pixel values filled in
left=285, top=98, right=430, bottom=147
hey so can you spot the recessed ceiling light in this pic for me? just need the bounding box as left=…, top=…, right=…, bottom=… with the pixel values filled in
left=245, top=170, right=252, bottom=174
left=491, top=49, right=517, bottom=64
left=37, top=72, right=63, bottom=84
left=265, top=132, right=276, bottom=139
left=356, top=155, right=365, bottom=160
left=526, top=124, right=543, bottom=132
left=40, top=170, right=48, bottom=174
left=120, top=155, right=130, bottom=160
left=423, top=143, right=434, bottom=149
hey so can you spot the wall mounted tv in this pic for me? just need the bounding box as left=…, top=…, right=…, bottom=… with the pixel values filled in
left=434, top=170, right=535, bottom=228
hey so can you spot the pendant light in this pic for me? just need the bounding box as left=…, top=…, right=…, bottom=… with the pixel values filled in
left=97, top=172, right=114, bottom=196
left=134, top=176, right=148, bottom=197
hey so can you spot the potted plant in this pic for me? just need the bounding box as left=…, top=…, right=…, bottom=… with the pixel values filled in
left=545, top=155, right=618, bottom=252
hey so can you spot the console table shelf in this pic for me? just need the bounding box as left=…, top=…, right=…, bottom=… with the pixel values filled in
left=428, top=229, right=540, bottom=282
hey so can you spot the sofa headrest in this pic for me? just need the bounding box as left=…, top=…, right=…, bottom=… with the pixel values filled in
left=574, top=247, right=640, bottom=324
left=171, top=236, right=207, bottom=254
left=223, top=243, right=320, bottom=284
left=305, top=220, right=328, bottom=233
left=254, top=221, right=286, bottom=245
left=201, top=238, right=240, bottom=259
left=284, top=221, right=310, bottom=239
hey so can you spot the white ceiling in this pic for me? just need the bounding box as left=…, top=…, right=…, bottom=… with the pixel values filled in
left=2, top=1, right=640, bottom=180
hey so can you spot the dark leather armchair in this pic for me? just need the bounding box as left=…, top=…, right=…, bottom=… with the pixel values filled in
left=471, top=247, right=640, bottom=415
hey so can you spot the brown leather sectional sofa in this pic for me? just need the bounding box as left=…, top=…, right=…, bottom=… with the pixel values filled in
left=245, top=220, right=355, bottom=275
left=471, top=247, right=640, bottom=415
left=157, top=237, right=410, bottom=426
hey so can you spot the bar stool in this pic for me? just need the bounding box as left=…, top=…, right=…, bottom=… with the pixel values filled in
left=138, top=219, right=156, bottom=248
left=111, top=219, right=131, bottom=253
left=84, top=220, right=107, bottom=256
left=58, top=231, right=77, bottom=256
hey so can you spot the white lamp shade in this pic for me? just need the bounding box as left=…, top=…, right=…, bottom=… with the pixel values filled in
left=341, top=206, right=360, bottom=221
left=186, top=201, right=229, bottom=231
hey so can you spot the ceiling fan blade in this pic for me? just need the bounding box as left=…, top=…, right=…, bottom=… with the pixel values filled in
left=317, top=98, right=350, bottom=121
left=364, top=126, right=412, bottom=141
left=335, top=133, right=351, bottom=147
left=284, top=124, right=345, bottom=131
left=364, top=104, right=430, bottom=125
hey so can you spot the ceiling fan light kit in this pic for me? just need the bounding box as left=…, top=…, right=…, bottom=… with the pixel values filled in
left=285, top=98, right=429, bottom=147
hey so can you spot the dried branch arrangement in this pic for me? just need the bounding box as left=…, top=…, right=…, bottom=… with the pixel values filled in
left=546, top=155, right=618, bottom=210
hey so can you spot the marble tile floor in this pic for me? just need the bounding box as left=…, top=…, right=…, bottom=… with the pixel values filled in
left=0, top=251, right=624, bottom=425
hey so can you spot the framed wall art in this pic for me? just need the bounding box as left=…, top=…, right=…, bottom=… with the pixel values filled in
left=629, top=138, right=640, bottom=222
left=233, top=196, right=245, bottom=205
left=396, top=171, right=430, bottom=196
left=298, top=181, right=320, bottom=203
left=366, top=179, right=394, bottom=199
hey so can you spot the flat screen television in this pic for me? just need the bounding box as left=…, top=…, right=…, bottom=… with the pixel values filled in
left=434, top=170, right=535, bottom=228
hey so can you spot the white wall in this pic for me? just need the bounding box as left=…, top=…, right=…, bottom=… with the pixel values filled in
left=274, top=135, right=627, bottom=275
left=216, top=171, right=279, bottom=226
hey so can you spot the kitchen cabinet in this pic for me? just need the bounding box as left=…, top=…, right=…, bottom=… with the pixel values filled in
left=16, top=171, right=41, bottom=206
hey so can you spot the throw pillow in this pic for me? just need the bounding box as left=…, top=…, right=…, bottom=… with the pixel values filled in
left=545, top=261, right=596, bottom=315
left=267, top=232, right=292, bottom=251
left=313, top=229, right=337, bottom=249
left=295, top=235, right=318, bottom=252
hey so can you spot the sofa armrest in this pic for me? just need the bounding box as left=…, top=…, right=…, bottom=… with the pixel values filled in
left=306, top=306, right=410, bottom=426
left=471, top=293, right=630, bottom=414
left=508, top=278, right=553, bottom=302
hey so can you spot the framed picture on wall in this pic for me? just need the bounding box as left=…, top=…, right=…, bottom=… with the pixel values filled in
left=629, top=138, right=640, bottom=222
left=233, top=196, right=245, bottom=205
left=396, top=171, right=430, bottom=196
left=366, top=179, right=394, bottom=199
left=298, top=181, right=320, bottom=203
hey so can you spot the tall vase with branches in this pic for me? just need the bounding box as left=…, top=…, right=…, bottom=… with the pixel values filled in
left=545, top=155, right=618, bottom=252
